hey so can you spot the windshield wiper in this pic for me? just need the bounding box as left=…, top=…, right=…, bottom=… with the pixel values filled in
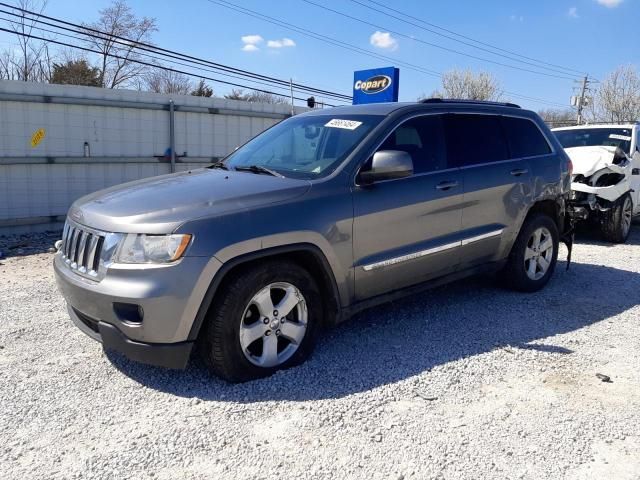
left=234, top=165, right=284, bottom=178
left=208, top=161, right=229, bottom=170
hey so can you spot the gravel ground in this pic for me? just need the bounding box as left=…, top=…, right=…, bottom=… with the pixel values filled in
left=1, top=228, right=639, bottom=480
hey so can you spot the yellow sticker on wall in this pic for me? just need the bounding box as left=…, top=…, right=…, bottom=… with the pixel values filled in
left=30, top=128, right=46, bottom=148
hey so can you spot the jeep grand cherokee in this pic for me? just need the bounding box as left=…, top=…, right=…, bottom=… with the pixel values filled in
left=54, top=99, right=572, bottom=382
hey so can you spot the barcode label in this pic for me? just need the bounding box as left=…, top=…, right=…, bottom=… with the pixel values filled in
left=325, top=119, right=363, bottom=130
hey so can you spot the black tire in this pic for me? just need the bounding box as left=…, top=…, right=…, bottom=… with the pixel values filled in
left=198, top=260, right=322, bottom=382
left=499, top=213, right=559, bottom=292
left=601, top=193, right=633, bottom=243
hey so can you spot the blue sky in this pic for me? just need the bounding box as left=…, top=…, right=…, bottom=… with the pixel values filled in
left=0, top=0, right=637, bottom=110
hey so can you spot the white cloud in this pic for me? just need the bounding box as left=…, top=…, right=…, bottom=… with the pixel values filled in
left=267, top=38, right=296, bottom=48
left=241, top=34, right=263, bottom=52
left=568, top=7, right=579, bottom=18
left=369, top=31, right=398, bottom=51
left=596, top=0, right=623, bottom=7
left=241, top=34, right=264, bottom=45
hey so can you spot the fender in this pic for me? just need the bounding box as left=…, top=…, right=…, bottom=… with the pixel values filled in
left=186, top=243, right=343, bottom=341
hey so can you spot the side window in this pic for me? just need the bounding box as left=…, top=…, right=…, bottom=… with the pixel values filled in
left=444, top=114, right=508, bottom=167
left=378, top=115, right=447, bottom=174
left=501, top=116, right=551, bottom=158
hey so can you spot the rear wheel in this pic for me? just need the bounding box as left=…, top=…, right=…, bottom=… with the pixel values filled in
left=500, top=213, right=559, bottom=292
left=601, top=193, right=633, bottom=243
left=198, top=261, right=322, bottom=382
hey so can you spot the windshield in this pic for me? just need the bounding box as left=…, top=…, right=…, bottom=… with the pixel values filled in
left=223, top=114, right=381, bottom=179
left=553, top=128, right=632, bottom=155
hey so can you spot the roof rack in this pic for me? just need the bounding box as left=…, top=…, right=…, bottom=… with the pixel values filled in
left=420, top=98, right=521, bottom=109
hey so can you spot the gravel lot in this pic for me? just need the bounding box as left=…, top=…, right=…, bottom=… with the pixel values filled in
left=1, top=228, right=639, bottom=480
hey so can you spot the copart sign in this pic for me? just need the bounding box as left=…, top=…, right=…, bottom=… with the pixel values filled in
left=352, top=67, right=400, bottom=105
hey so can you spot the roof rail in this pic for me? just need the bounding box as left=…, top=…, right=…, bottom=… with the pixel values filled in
left=420, top=98, right=521, bottom=109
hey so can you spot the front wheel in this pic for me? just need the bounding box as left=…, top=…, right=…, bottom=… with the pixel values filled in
left=198, top=261, right=322, bottom=382
left=499, top=213, right=559, bottom=292
left=601, top=193, right=633, bottom=243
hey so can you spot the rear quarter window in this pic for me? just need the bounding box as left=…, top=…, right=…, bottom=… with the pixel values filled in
left=501, top=116, right=551, bottom=158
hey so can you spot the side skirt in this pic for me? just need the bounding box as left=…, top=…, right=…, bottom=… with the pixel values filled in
left=337, top=260, right=507, bottom=323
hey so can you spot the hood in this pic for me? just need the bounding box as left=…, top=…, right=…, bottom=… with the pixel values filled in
left=564, top=146, right=627, bottom=177
left=69, top=168, right=311, bottom=233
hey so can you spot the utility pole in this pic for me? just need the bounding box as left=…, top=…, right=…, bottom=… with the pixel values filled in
left=575, top=75, right=591, bottom=125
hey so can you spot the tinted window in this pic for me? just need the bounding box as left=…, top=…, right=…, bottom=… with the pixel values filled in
left=502, top=117, right=551, bottom=158
left=445, top=114, right=508, bottom=167
left=378, top=115, right=447, bottom=173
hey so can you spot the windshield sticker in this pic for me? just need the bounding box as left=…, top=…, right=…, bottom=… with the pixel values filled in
left=325, top=119, right=363, bottom=130
left=610, top=134, right=632, bottom=141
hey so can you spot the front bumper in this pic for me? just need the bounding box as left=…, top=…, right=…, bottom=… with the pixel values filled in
left=67, top=304, right=193, bottom=369
left=54, top=249, right=223, bottom=368
left=571, top=181, right=630, bottom=203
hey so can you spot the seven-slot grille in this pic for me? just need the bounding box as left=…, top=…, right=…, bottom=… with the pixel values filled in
left=61, top=221, right=105, bottom=277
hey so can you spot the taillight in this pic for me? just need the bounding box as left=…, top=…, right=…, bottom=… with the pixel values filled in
left=567, top=158, right=573, bottom=176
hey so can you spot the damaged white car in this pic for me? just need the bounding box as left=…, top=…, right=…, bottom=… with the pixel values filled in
left=553, top=124, right=640, bottom=243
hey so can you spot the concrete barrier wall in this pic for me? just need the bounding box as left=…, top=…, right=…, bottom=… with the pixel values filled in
left=0, top=80, right=304, bottom=234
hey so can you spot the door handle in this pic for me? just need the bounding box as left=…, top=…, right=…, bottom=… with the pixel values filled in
left=510, top=168, right=528, bottom=177
left=436, top=180, right=459, bottom=191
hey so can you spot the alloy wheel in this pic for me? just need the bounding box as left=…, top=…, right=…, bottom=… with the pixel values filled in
left=524, top=227, right=554, bottom=281
left=239, top=282, right=308, bottom=368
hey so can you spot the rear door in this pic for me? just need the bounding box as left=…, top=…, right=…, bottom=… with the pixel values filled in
left=352, top=114, right=464, bottom=300
left=445, top=113, right=541, bottom=269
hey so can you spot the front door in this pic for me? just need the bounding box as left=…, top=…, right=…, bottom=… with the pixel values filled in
left=352, top=114, right=464, bottom=301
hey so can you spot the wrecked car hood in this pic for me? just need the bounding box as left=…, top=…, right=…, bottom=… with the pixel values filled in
left=565, top=146, right=631, bottom=202
left=565, top=146, right=629, bottom=177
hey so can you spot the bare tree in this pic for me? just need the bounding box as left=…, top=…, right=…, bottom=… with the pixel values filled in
left=0, top=49, right=17, bottom=80
left=144, top=68, right=192, bottom=95
left=425, top=69, right=503, bottom=101
left=82, top=0, right=157, bottom=89
left=224, top=88, right=288, bottom=104
left=6, top=0, right=51, bottom=82
left=537, top=108, right=576, bottom=127
left=589, top=65, right=640, bottom=123
left=224, top=88, right=245, bottom=101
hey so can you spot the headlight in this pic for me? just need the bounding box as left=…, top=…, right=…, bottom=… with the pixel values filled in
left=116, top=234, right=192, bottom=264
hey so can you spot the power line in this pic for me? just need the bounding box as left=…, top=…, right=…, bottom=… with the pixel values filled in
left=0, top=12, right=346, bottom=102
left=502, top=91, right=571, bottom=109
left=205, top=0, right=443, bottom=78
left=206, top=0, right=572, bottom=109
left=302, top=0, right=579, bottom=81
left=1, top=0, right=573, bottom=109
left=0, top=26, right=342, bottom=106
left=0, top=1, right=353, bottom=101
left=357, top=0, right=586, bottom=77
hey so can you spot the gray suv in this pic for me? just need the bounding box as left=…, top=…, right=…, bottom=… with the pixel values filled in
left=54, top=99, right=572, bottom=382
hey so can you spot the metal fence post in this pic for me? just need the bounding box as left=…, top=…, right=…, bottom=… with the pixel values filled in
left=169, top=99, right=176, bottom=173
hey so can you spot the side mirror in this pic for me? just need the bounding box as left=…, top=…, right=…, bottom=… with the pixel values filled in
left=358, top=150, right=413, bottom=185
